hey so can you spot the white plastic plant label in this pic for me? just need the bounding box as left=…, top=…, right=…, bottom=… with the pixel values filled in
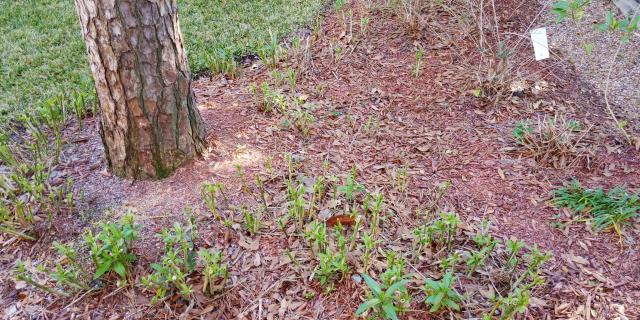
left=530, top=28, right=550, bottom=61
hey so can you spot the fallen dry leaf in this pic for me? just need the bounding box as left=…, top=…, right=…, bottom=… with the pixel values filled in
left=326, top=214, right=356, bottom=227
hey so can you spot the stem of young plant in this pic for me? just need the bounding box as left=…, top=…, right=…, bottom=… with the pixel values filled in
left=348, top=215, right=361, bottom=251
left=0, top=225, right=36, bottom=241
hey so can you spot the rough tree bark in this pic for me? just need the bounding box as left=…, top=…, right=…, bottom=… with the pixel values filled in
left=74, top=0, right=206, bottom=179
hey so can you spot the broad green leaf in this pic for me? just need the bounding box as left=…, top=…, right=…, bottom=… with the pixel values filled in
left=428, top=292, right=445, bottom=312
left=113, top=261, right=126, bottom=277
left=362, top=274, right=382, bottom=296
left=444, top=298, right=461, bottom=311
left=94, top=260, right=112, bottom=279
left=355, top=298, right=380, bottom=316
left=381, top=303, right=399, bottom=320
left=385, top=279, right=410, bottom=296
left=424, top=278, right=438, bottom=289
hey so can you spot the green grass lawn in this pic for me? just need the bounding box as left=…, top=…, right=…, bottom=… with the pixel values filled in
left=0, top=0, right=324, bottom=124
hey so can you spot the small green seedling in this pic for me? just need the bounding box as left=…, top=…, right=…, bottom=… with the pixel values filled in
left=84, top=213, right=138, bottom=280
left=414, top=47, right=425, bottom=77
left=356, top=274, right=411, bottom=320
left=360, top=16, right=370, bottom=36
left=242, top=206, right=262, bottom=236
left=201, top=182, right=225, bottom=220
left=423, top=272, right=462, bottom=313
left=198, top=249, right=229, bottom=295
left=337, top=176, right=365, bottom=201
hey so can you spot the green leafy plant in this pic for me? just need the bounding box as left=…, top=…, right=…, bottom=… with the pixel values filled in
left=198, top=249, right=229, bottom=295
left=0, top=99, right=78, bottom=240
left=292, top=107, right=316, bottom=137
left=596, top=10, right=639, bottom=42
left=207, top=49, right=240, bottom=78
left=70, top=79, right=95, bottom=129
left=360, top=16, right=370, bottom=36
left=465, top=238, right=498, bottom=276
left=257, top=30, right=282, bottom=69
left=49, top=241, right=89, bottom=291
left=142, top=221, right=197, bottom=303
left=264, top=156, right=275, bottom=178
left=440, top=251, right=461, bottom=272
left=368, top=192, right=385, bottom=235
left=361, top=231, right=379, bottom=272
left=338, top=176, right=365, bottom=202
left=394, top=165, right=409, bottom=194
left=332, top=44, right=344, bottom=63
left=551, top=181, right=639, bottom=236
left=286, top=67, right=298, bottom=93
left=242, top=206, right=263, bottom=236
left=356, top=274, right=411, bottom=320
left=308, top=175, right=326, bottom=217
left=201, top=181, right=226, bottom=220
left=315, top=227, right=349, bottom=287
left=250, top=81, right=288, bottom=113
left=465, top=220, right=499, bottom=276
left=37, top=94, right=67, bottom=163
left=84, top=213, right=138, bottom=280
left=304, top=220, right=328, bottom=258
left=551, top=0, right=590, bottom=22
left=14, top=241, right=90, bottom=297
left=506, top=239, right=525, bottom=272
left=376, top=252, right=412, bottom=313
left=489, top=245, right=552, bottom=319
left=14, top=260, right=69, bottom=297
left=437, top=212, right=460, bottom=247
left=512, top=120, right=534, bottom=144
left=423, top=272, right=462, bottom=313
left=287, top=181, right=306, bottom=230
left=495, top=287, right=531, bottom=320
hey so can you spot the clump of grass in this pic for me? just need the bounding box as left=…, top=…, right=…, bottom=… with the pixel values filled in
left=512, top=115, right=591, bottom=168
left=257, top=30, right=284, bottom=69
left=250, top=81, right=287, bottom=113
left=207, top=49, right=241, bottom=79
left=551, top=181, right=639, bottom=236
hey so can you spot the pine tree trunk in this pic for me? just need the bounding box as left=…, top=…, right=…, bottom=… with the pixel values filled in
left=74, top=0, right=206, bottom=179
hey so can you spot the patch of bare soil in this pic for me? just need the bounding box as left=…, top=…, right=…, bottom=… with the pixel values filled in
left=2, top=1, right=639, bottom=319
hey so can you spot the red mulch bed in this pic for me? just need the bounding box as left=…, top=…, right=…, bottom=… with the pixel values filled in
left=2, top=1, right=638, bottom=319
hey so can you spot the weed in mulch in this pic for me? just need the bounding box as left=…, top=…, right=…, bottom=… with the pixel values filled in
left=551, top=180, right=639, bottom=238
left=511, top=114, right=594, bottom=169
